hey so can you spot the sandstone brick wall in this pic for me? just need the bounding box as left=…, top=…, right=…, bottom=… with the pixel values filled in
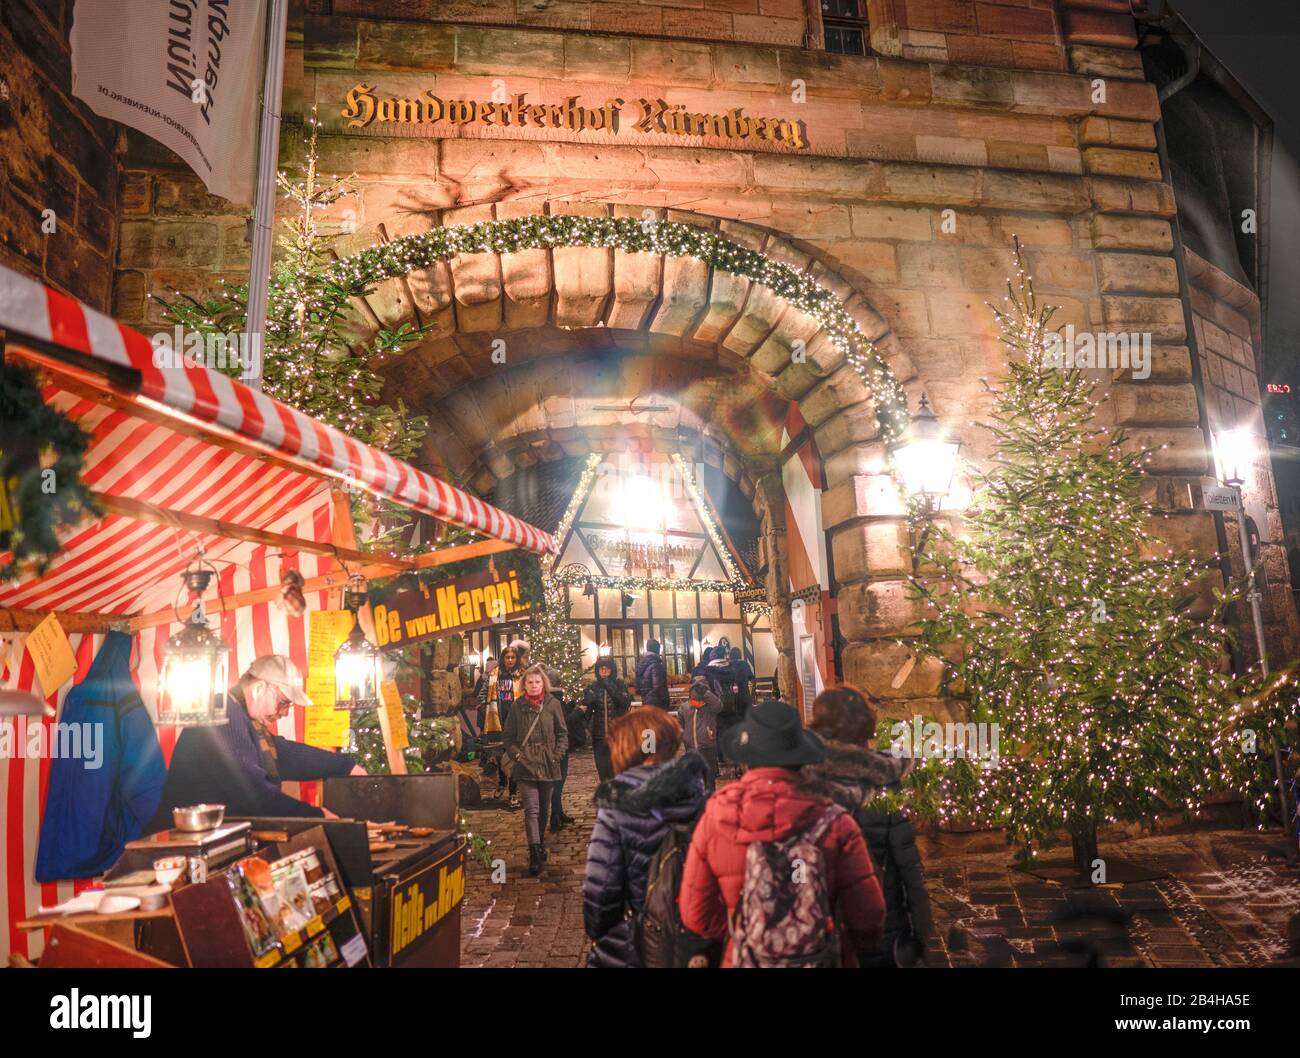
left=1185, top=247, right=1299, bottom=663
left=111, top=133, right=253, bottom=335
left=0, top=0, right=119, bottom=311
left=114, top=3, right=1292, bottom=710
left=321, top=0, right=1100, bottom=71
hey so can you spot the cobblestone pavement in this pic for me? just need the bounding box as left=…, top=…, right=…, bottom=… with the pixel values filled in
left=460, top=751, right=1300, bottom=968
left=921, top=830, right=1300, bottom=968
left=459, top=750, right=601, bottom=968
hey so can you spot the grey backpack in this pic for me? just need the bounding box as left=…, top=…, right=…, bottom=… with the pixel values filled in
left=728, top=804, right=845, bottom=968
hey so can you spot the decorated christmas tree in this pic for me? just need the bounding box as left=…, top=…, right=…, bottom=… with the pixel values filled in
left=529, top=577, right=586, bottom=702
left=157, top=106, right=426, bottom=461
left=910, top=238, right=1256, bottom=871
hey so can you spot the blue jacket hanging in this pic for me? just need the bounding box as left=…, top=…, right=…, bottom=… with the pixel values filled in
left=35, top=630, right=166, bottom=882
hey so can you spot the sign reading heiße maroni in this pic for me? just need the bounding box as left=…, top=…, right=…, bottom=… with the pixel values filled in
left=340, top=82, right=809, bottom=151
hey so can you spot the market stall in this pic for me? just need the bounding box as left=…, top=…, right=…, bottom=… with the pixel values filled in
left=0, top=263, right=555, bottom=965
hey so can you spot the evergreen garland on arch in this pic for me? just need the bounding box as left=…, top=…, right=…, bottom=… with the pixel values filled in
left=0, top=360, right=100, bottom=581
left=322, top=214, right=912, bottom=450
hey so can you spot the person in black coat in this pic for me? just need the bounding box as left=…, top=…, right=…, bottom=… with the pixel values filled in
left=802, top=685, right=933, bottom=968
left=634, top=639, right=670, bottom=708
left=582, top=708, right=709, bottom=968
left=579, top=656, right=631, bottom=782
left=728, top=646, right=755, bottom=720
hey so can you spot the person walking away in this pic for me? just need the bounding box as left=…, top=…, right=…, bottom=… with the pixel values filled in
left=678, top=677, right=723, bottom=791
left=698, top=646, right=739, bottom=777
left=580, top=656, right=631, bottom=782
left=582, top=707, right=712, bottom=967
left=635, top=639, right=670, bottom=709
left=678, top=699, right=886, bottom=966
left=803, top=686, right=932, bottom=967
left=729, top=647, right=755, bottom=721
left=501, top=665, right=568, bottom=875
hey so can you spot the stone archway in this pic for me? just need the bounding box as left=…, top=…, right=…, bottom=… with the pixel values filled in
left=333, top=203, right=941, bottom=709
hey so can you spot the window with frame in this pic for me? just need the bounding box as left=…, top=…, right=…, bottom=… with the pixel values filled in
left=606, top=625, right=641, bottom=683
left=821, top=0, right=867, bottom=56
left=659, top=623, right=693, bottom=678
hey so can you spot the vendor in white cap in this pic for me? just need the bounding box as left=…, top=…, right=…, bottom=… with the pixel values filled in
left=146, top=655, right=364, bottom=831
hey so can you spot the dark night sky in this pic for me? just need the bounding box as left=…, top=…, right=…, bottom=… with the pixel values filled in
left=1170, top=0, right=1300, bottom=382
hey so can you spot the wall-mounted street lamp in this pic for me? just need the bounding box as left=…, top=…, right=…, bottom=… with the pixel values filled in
left=1212, top=425, right=1294, bottom=864
left=890, top=394, right=961, bottom=572
left=1213, top=427, right=1266, bottom=667
left=1213, top=426, right=1253, bottom=490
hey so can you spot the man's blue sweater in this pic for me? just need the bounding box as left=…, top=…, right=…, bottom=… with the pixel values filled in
left=145, top=685, right=355, bottom=832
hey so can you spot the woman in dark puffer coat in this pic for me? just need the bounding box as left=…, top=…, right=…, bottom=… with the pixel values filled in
left=803, top=685, right=933, bottom=967
left=582, top=707, right=709, bottom=968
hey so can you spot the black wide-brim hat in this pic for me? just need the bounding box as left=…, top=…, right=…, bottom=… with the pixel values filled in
left=720, top=699, right=828, bottom=768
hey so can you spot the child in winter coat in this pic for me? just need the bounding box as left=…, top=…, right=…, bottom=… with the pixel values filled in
left=678, top=678, right=724, bottom=790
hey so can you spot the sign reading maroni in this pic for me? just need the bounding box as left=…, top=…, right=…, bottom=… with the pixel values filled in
left=372, top=568, right=530, bottom=648
left=340, top=83, right=808, bottom=151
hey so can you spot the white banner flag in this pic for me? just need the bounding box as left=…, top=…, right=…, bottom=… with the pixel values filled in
left=71, top=0, right=269, bottom=205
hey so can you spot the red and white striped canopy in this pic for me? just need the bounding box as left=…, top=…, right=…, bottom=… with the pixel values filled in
left=0, top=264, right=554, bottom=616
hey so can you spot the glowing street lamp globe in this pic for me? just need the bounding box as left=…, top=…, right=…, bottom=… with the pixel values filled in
left=1213, top=427, right=1254, bottom=488
left=335, top=624, right=382, bottom=710
left=890, top=394, right=961, bottom=516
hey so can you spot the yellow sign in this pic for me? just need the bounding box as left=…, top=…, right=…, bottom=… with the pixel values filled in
left=341, top=84, right=808, bottom=151
left=304, top=706, right=350, bottom=749
left=305, top=610, right=354, bottom=707
left=378, top=680, right=409, bottom=752
left=371, top=567, right=529, bottom=649
left=0, top=469, right=17, bottom=547
left=25, top=613, right=77, bottom=700
left=303, top=610, right=355, bottom=748
left=389, top=851, right=465, bottom=961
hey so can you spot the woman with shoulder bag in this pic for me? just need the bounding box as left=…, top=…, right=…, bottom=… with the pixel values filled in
left=502, top=665, right=569, bottom=875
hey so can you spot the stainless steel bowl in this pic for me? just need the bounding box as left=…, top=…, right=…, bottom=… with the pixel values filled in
left=172, top=804, right=225, bottom=832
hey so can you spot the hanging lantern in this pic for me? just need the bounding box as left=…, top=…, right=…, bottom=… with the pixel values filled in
left=158, top=553, right=230, bottom=727
left=335, top=574, right=382, bottom=710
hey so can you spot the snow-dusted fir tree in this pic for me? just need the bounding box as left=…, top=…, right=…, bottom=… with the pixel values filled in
left=910, top=238, right=1253, bottom=870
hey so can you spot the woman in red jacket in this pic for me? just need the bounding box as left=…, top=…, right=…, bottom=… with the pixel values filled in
left=678, top=699, right=886, bottom=966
